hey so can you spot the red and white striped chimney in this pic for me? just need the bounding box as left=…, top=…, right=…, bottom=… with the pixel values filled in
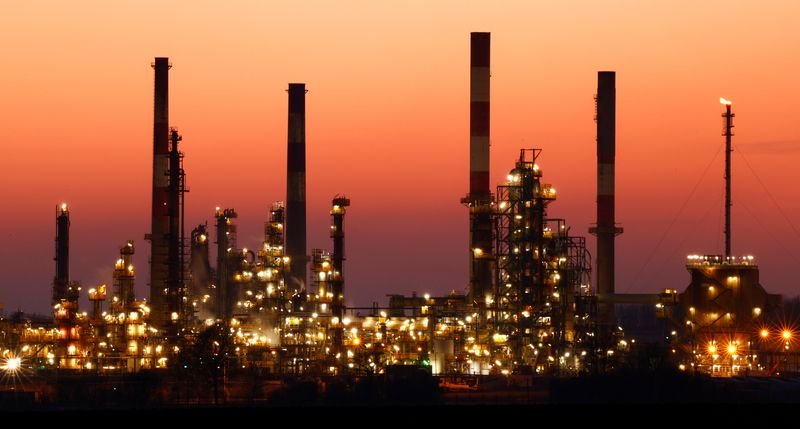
left=593, top=71, right=622, bottom=328
left=470, top=33, right=490, bottom=199
left=466, top=32, right=493, bottom=303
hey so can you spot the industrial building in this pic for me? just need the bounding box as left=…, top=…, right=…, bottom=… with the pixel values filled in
left=672, top=100, right=783, bottom=376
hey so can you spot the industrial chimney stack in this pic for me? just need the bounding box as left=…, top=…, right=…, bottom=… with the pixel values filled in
left=591, top=71, right=623, bottom=329
left=464, top=32, right=493, bottom=304
left=148, top=57, right=170, bottom=329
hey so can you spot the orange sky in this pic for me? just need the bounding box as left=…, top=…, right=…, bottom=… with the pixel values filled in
left=1, top=1, right=799, bottom=313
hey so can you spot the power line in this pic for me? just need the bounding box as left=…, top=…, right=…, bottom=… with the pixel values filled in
left=630, top=143, right=724, bottom=282
left=736, top=148, right=800, bottom=243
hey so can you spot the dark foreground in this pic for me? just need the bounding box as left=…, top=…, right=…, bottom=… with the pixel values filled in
left=3, top=368, right=800, bottom=412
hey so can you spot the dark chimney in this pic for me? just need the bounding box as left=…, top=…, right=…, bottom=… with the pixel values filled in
left=148, top=57, right=170, bottom=329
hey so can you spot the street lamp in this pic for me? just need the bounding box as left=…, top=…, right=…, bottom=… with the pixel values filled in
left=707, top=342, right=719, bottom=374
left=1, top=355, right=23, bottom=387
left=3, top=356, right=20, bottom=373
left=782, top=330, right=793, bottom=373
left=727, top=342, right=738, bottom=375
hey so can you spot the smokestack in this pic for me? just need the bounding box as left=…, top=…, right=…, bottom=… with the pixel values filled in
left=591, top=71, right=622, bottom=328
left=470, top=33, right=490, bottom=199
left=464, top=32, right=493, bottom=303
left=53, top=203, right=70, bottom=303
left=148, top=57, right=170, bottom=329
left=286, top=83, right=307, bottom=294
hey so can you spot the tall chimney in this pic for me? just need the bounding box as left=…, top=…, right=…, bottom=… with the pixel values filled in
left=286, top=83, right=307, bottom=294
left=465, top=32, right=493, bottom=303
left=149, top=57, right=170, bottom=329
left=591, top=71, right=622, bottom=328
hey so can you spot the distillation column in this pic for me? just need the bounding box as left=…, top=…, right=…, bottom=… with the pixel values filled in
left=188, top=224, right=212, bottom=320
left=262, top=202, right=288, bottom=328
left=111, top=240, right=142, bottom=368
left=53, top=203, right=80, bottom=363
left=215, top=208, right=238, bottom=321
left=53, top=203, right=70, bottom=304
left=116, top=241, right=136, bottom=309
left=166, top=128, right=186, bottom=332
left=330, top=196, right=351, bottom=354
left=286, top=83, right=308, bottom=294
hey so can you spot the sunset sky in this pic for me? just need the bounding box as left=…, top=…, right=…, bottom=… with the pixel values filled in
left=1, top=1, right=799, bottom=314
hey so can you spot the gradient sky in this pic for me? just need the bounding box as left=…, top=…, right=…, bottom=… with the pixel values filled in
left=1, top=1, right=799, bottom=314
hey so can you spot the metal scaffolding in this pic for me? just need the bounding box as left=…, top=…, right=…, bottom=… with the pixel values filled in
left=490, top=149, right=594, bottom=374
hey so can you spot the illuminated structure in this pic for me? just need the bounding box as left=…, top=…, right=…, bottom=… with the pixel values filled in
left=187, top=224, right=213, bottom=321
left=17, top=33, right=602, bottom=377
left=721, top=98, right=733, bottom=257
left=489, top=149, right=593, bottom=374
left=675, top=100, right=781, bottom=376
left=52, top=203, right=81, bottom=367
left=680, top=255, right=780, bottom=375
left=329, top=196, right=350, bottom=356
left=166, top=128, right=187, bottom=337
left=103, top=241, right=154, bottom=370
left=215, top=208, right=239, bottom=321
left=259, top=201, right=291, bottom=326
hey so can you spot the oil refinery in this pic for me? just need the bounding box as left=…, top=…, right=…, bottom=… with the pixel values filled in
left=0, top=32, right=797, bottom=406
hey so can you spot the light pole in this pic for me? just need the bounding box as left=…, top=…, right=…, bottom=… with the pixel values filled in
left=758, top=329, right=769, bottom=372
left=727, top=342, right=737, bottom=375
left=782, top=330, right=792, bottom=374
left=708, top=341, right=718, bottom=375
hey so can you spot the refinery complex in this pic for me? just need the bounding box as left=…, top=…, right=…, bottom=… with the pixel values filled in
left=0, top=33, right=796, bottom=405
